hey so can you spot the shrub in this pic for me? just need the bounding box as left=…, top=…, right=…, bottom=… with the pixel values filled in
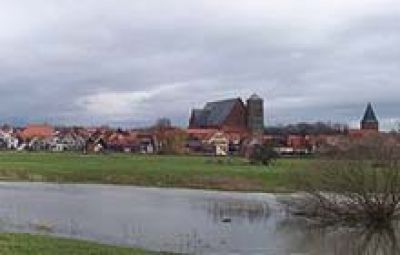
left=156, top=128, right=188, bottom=155
left=248, top=144, right=279, bottom=166
left=287, top=134, right=400, bottom=226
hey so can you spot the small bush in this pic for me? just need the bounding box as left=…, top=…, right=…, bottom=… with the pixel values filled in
left=248, top=144, right=279, bottom=166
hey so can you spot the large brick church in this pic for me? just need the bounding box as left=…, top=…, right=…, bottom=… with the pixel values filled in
left=189, top=94, right=264, bottom=134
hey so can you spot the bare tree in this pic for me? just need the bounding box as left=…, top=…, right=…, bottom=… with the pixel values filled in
left=287, top=134, right=400, bottom=226
left=154, top=117, right=172, bottom=129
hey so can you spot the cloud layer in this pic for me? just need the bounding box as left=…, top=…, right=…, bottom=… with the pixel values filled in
left=0, top=0, right=399, bottom=129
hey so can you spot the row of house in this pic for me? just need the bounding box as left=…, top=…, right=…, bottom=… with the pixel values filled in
left=0, top=123, right=270, bottom=156
left=0, top=125, right=158, bottom=154
left=0, top=124, right=244, bottom=156
left=0, top=122, right=381, bottom=157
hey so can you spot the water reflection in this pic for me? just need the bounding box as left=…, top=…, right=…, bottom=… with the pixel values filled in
left=203, top=199, right=270, bottom=224
left=333, top=224, right=400, bottom=255
left=279, top=217, right=400, bottom=255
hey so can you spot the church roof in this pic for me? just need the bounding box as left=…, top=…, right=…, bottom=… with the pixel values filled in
left=362, top=103, right=378, bottom=123
left=191, top=109, right=209, bottom=127
left=191, top=98, right=242, bottom=127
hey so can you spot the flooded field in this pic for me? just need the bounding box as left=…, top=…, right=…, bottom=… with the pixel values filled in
left=0, top=182, right=397, bottom=255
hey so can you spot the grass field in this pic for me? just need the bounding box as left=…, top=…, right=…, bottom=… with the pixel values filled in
left=0, top=233, right=171, bottom=255
left=0, top=152, right=313, bottom=192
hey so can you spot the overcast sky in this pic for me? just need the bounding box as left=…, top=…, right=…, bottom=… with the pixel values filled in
left=0, top=0, right=399, bottom=129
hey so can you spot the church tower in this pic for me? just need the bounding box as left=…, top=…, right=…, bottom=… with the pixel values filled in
left=361, top=103, right=379, bottom=131
left=246, top=94, right=264, bottom=134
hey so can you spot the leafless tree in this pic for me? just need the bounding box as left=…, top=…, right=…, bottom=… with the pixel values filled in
left=287, top=134, right=400, bottom=226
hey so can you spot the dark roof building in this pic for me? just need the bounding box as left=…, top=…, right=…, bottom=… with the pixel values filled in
left=361, top=103, right=379, bottom=131
left=189, top=95, right=264, bottom=134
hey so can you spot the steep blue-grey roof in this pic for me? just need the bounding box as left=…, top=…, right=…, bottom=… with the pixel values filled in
left=191, top=98, right=241, bottom=127
left=362, top=103, right=378, bottom=123
left=204, top=98, right=239, bottom=126
left=191, top=109, right=210, bottom=127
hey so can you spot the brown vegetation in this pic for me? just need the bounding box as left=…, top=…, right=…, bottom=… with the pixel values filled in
left=155, top=128, right=188, bottom=154
left=288, top=134, right=400, bottom=226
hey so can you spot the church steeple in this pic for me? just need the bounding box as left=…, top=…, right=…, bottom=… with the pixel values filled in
left=361, top=103, right=379, bottom=131
left=247, top=94, right=264, bottom=134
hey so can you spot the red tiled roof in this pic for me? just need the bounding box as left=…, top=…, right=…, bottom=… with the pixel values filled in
left=21, top=124, right=55, bottom=139
left=107, top=132, right=138, bottom=146
left=186, top=128, right=219, bottom=140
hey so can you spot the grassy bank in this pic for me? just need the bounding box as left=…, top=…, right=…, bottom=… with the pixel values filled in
left=0, top=233, right=171, bottom=255
left=0, top=152, right=312, bottom=192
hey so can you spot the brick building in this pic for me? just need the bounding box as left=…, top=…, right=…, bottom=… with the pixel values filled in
left=189, top=94, right=264, bottom=134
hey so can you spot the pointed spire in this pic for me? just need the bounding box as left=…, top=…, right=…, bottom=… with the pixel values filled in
left=362, top=103, right=378, bottom=123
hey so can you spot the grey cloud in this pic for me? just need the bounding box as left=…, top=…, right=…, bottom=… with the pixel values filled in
left=0, top=1, right=399, bottom=129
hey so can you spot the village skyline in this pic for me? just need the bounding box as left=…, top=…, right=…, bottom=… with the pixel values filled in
left=0, top=98, right=394, bottom=132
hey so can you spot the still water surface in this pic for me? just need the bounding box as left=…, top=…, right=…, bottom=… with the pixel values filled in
left=0, top=182, right=397, bottom=255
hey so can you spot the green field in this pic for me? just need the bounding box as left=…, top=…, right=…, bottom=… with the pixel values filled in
left=0, top=152, right=312, bottom=192
left=0, top=233, right=171, bottom=255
